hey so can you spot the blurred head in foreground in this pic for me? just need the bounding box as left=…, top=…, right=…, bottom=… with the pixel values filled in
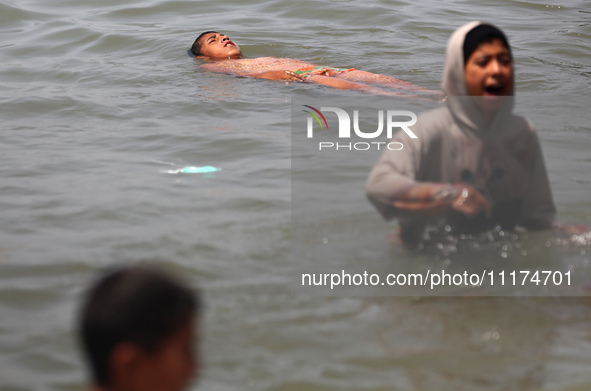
left=79, top=265, right=200, bottom=391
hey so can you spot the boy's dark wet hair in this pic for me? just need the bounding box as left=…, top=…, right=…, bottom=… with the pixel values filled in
left=190, top=30, right=219, bottom=56
left=463, top=24, right=511, bottom=64
left=79, top=265, right=199, bottom=387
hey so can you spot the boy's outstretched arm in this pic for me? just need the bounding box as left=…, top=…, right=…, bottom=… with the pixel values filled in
left=242, top=70, right=305, bottom=81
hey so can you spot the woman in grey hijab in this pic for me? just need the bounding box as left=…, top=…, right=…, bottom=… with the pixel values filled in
left=366, top=22, right=556, bottom=242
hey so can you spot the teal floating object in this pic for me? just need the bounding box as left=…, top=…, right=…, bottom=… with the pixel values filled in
left=180, top=166, right=220, bottom=173
left=162, top=166, right=222, bottom=174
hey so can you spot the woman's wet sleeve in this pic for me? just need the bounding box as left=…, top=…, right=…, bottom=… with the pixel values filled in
left=365, top=132, right=422, bottom=220
left=518, top=129, right=557, bottom=229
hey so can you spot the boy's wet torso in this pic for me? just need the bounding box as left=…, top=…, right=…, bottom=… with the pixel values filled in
left=200, top=57, right=313, bottom=74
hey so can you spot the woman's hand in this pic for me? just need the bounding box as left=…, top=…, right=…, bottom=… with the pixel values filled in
left=391, top=183, right=491, bottom=219
left=450, top=185, right=492, bottom=218
left=554, top=223, right=590, bottom=235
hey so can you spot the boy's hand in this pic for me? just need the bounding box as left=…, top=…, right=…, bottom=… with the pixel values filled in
left=279, top=70, right=305, bottom=81
left=244, top=70, right=304, bottom=81
left=315, top=67, right=339, bottom=77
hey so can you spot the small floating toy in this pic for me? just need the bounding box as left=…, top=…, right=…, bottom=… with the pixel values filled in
left=161, top=166, right=222, bottom=174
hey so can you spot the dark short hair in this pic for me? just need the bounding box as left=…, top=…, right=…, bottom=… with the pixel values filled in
left=463, top=24, right=511, bottom=64
left=79, top=265, right=199, bottom=387
left=190, top=30, right=219, bottom=56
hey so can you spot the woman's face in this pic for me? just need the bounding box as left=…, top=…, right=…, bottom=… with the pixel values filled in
left=197, top=32, right=241, bottom=59
left=464, top=38, right=513, bottom=98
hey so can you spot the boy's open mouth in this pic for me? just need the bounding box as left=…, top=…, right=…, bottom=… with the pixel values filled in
left=224, top=41, right=235, bottom=47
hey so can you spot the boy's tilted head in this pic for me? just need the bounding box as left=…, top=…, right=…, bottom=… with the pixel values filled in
left=79, top=266, right=200, bottom=391
left=190, top=30, right=219, bottom=56
left=190, top=31, right=242, bottom=59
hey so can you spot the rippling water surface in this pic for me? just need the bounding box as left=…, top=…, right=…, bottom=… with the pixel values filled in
left=1, top=0, right=591, bottom=390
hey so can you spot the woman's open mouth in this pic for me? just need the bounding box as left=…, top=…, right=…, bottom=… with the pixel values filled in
left=484, top=84, right=504, bottom=95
